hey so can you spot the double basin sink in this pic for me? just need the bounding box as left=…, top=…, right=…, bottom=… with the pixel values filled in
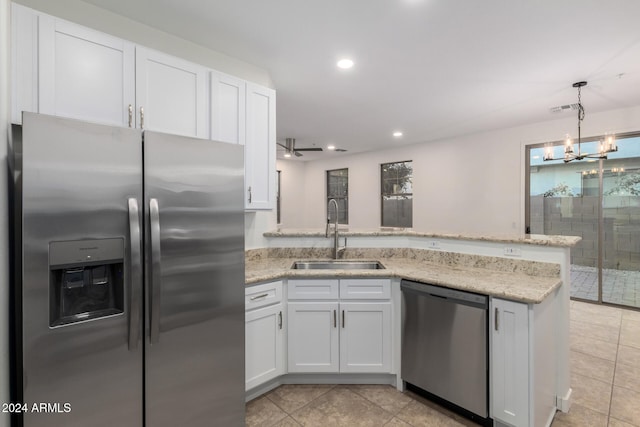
left=291, top=260, right=385, bottom=270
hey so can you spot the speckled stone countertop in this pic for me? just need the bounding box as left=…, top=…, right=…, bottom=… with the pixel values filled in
left=263, top=228, right=581, bottom=248
left=245, top=248, right=563, bottom=304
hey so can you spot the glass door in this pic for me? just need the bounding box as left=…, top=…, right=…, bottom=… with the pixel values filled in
left=527, top=134, right=640, bottom=309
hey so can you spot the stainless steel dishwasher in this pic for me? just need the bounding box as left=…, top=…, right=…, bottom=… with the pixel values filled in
left=401, top=279, right=489, bottom=424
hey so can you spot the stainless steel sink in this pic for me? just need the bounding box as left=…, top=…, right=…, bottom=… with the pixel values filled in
left=291, top=260, right=385, bottom=270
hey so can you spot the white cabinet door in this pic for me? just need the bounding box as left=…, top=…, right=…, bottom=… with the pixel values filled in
left=135, top=46, right=208, bottom=138
left=38, top=14, right=135, bottom=127
left=287, top=302, right=339, bottom=373
left=211, top=72, right=245, bottom=145
left=245, top=83, right=276, bottom=210
left=339, top=302, right=391, bottom=373
left=491, top=298, right=530, bottom=427
left=245, top=303, right=284, bottom=391
left=11, top=4, right=40, bottom=124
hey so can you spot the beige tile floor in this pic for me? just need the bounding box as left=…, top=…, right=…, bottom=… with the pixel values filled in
left=246, top=301, right=640, bottom=426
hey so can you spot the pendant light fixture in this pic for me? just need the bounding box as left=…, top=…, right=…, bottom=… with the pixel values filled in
left=544, top=81, right=618, bottom=163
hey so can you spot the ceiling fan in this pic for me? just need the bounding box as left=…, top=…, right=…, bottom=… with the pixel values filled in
left=277, top=138, right=322, bottom=157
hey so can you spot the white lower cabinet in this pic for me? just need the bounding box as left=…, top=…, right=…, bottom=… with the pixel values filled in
left=491, top=298, right=529, bottom=427
left=339, top=302, right=391, bottom=373
left=491, top=296, right=557, bottom=427
left=245, top=282, right=285, bottom=391
left=287, top=279, right=392, bottom=374
left=287, top=302, right=339, bottom=373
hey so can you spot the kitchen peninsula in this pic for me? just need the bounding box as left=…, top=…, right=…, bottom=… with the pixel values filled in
left=245, top=229, right=580, bottom=427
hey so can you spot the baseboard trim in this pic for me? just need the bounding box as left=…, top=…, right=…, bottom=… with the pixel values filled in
left=245, top=373, right=398, bottom=402
left=556, top=387, right=572, bottom=413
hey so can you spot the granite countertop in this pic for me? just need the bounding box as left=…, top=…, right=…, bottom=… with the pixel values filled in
left=245, top=256, right=562, bottom=304
left=263, top=228, right=581, bottom=248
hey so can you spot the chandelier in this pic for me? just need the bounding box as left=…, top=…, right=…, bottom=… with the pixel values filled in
left=544, top=81, right=617, bottom=163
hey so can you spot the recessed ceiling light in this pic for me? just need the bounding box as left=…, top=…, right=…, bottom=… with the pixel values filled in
left=327, top=145, right=336, bottom=150
left=393, top=131, right=403, bottom=137
left=337, top=59, right=354, bottom=69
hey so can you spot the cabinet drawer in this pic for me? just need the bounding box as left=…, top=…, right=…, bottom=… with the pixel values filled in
left=288, top=279, right=339, bottom=300
left=340, top=279, right=391, bottom=300
left=245, top=281, right=282, bottom=311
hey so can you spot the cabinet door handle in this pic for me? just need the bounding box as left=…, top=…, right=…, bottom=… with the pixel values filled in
left=494, top=307, right=499, bottom=331
left=248, top=186, right=252, bottom=204
left=342, top=310, right=345, bottom=328
left=128, top=104, right=133, bottom=128
left=140, top=106, right=145, bottom=129
left=278, top=311, right=282, bottom=330
left=250, top=293, right=268, bottom=301
left=333, top=310, right=337, bottom=328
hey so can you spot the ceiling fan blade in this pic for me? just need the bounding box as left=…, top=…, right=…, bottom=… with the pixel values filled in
left=277, top=142, right=287, bottom=149
left=294, top=151, right=303, bottom=157
left=335, top=148, right=348, bottom=152
left=294, top=147, right=323, bottom=152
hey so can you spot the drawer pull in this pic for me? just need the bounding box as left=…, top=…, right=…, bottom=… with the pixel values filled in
left=250, top=293, right=269, bottom=301
left=278, top=311, right=282, bottom=329
left=495, top=307, right=499, bottom=331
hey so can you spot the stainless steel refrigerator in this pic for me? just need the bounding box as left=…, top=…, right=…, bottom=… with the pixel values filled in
left=10, top=112, right=246, bottom=427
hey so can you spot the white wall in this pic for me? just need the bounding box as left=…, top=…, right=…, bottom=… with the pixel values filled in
left=1, top=0, right=10, bottom=425
left=275, top=159, right=307, bottom=228
left=279, top=104, right=640, bottom=237
left=13, top=0, right=273, bottom=87
left=245, top=211, right=277, bottom=250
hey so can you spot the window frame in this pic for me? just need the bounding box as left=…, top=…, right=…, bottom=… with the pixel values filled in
left=380, top=160, right=413, bottom=228
left=326, top=168, right=349, bottom=225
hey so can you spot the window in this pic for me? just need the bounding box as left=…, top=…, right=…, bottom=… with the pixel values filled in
left=381, top=161, right=413, bottom=227
left=526, top=133, right=640, bottom=309
left=326, top=168, right=348, bottom=224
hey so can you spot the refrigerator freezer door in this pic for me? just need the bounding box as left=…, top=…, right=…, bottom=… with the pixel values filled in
left=18, top=113, right=143, bottom=427
left=143, top=131, right=245, bottom=426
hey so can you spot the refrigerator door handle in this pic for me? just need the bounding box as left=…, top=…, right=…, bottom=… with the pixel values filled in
left=149, top=198, right=162, bottom=344
left=128, top=198, right=142, bottom=350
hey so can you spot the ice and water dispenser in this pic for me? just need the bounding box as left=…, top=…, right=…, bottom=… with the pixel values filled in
left=49, top=238, right=125, bottom=327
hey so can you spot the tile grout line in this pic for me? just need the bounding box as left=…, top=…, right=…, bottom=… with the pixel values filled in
left=346, top=385, right=409, bottom=424
left=265, top=384, right=337, bottom=423
left=606, top=316, right=622, bottom=423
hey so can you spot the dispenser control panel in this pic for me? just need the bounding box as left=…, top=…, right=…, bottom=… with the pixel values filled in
left=49, top=238, right=125, bottom=327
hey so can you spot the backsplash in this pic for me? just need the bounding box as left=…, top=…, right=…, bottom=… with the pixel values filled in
left=245, top=247, right=560, bottom=278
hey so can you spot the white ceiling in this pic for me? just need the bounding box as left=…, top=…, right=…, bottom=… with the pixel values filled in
left=82, top=0, right=640, bottom=160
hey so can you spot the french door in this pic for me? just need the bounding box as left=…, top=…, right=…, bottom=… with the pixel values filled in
left=526, top=134, right=640, bottom=309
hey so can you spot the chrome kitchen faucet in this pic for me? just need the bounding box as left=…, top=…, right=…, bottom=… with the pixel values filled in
left=326, top=198, right=347, bottom=259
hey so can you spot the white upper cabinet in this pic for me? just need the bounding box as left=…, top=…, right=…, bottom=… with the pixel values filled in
left=38, top=13, right=135, bottom=127
left=135, top=47, right=208, bottom=138
left=10, top=1, right=277, bottom=211
left=245, top=83, right=276, bottom=210
left=211, top=72, right=246, bottom=145
left=11, top=4, right=39, bottom=124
